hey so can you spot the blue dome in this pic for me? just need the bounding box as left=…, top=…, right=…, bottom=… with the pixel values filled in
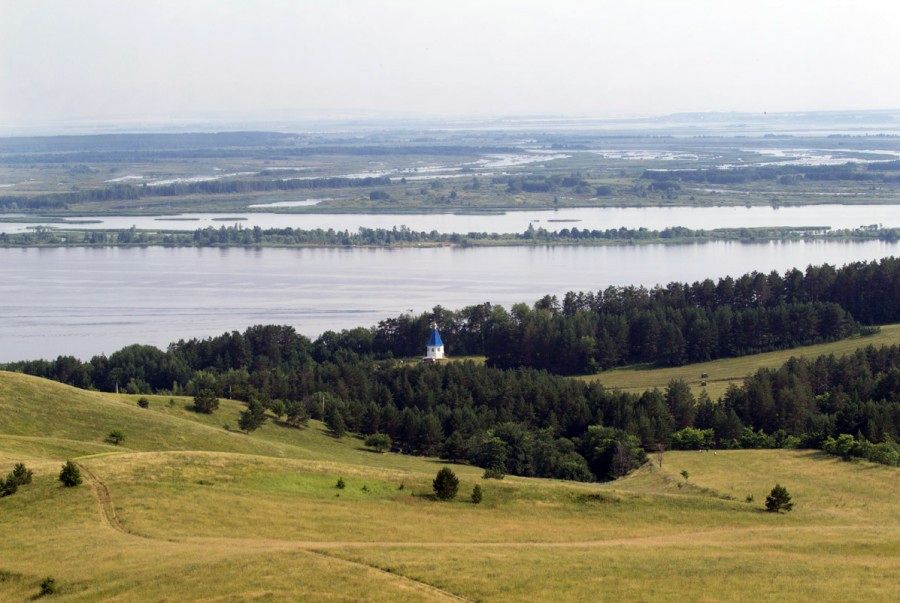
left=427, top=328, right=443, bottom=347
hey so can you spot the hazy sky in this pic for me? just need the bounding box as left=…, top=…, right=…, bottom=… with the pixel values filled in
left=1, top=0, right=899, bottom=127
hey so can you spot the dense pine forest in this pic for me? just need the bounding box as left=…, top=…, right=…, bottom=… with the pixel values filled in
left=5, top=258, right=899, bottom=480
left=373, top=257, right=898, bottom=372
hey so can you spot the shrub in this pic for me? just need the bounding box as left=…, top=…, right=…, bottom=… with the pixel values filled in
left=39, top=576, right=56, bottom=596
left=136, top=397, right=150, bottom=408
left=670, top=427, right=714, bottom=450
left=740, top=428, right=777, bottom=449
left=364, top=433, right=392, bottom=453
left=433, top=467, right=459, bottom=500
left=680, top=469, right=690, bottom=482
left=10, top=463, right=33, bottom=486
left=59, top=461, right=82, bottom=487
left=106, top=430, right=125, bottom=445
left=822, top=434, right=857, bottom=460
left=578, top=426, right=646, bottom=480
left=482, top=467, right=505, bottom=480
left=863, top=441, right=899, bottom=466
left=0, top=462, right=34, bottom=497
left=335, top=477, right=346, bottom=490
left=0, top=478, right=17, bottom=497
left=471, top=484, right=483, bottom=504
left=765, top=484, right=793, bottom=513
left=822, top=434, right=899, bottom=466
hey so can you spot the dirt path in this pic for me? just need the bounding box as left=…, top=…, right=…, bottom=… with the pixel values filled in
left=75, top=461, right=471, bottom=601
left=75, top=461, right=133, bottom=536
left=71, top=461, right=890, bottom=602
left=176, top=523, right=881, bottom=553
left=307, top=548, right=471, bottom=602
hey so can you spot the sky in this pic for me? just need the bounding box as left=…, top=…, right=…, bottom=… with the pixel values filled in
left=1, top=0, right=899, bottom=129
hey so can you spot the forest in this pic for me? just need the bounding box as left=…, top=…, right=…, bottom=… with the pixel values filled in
left=5, top=258, right=898, bottom=481
left=370, top=258, right=898, bottom=372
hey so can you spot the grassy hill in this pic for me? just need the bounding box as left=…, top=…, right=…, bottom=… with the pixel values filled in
left=0, top=371, right=897, bottom=601
left=582, top=323, right=900, bottom=398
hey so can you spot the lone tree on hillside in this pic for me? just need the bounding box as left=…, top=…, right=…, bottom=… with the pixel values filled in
left=59, top=461, right=82, bottom=487
left=192, top=371, right=220, bottom=414
left=364, top=433, right=392, bottom=453
left=433, top=467, right=459, bottom=501
left=238, top=399, right=268, bottom=432
left=471, top=484, right=483, bottom=504
left=106, top=429, right=125, bottom=445
left=193, top=389, right=219, bottom=414
left=765, top=484, right=793, bottom=513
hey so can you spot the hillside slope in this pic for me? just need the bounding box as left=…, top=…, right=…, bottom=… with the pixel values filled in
left=583, top=323, right=900, bottom=398
left=0, top=372, right=896, bottom=601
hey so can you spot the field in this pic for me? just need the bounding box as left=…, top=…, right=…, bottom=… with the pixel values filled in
left=0, top=370, right=897, bottom=601
left=583, top=324, right=900, bottom=398
left=2, top=129, right=899, bottom=218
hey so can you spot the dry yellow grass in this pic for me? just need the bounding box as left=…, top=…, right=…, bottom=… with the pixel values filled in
left=0, top=371, right=897, bottom=601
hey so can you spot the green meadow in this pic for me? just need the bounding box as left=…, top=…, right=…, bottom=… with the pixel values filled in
left=0, top=370, right=896, bottom=601
left=582, top=323, right=900, bottom=398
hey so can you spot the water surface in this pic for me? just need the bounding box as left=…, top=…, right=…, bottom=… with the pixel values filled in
left=1, top=240, right=896, bottom=361
left=1, top=204, right=897, bottom=235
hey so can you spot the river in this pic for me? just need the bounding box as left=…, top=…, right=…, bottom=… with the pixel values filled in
left=1, top=204, right=898, bottom=235
left=1, top=240, right=897, bottom=362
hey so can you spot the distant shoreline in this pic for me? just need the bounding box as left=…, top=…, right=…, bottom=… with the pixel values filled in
left=1, top=225, right=895, bottom=250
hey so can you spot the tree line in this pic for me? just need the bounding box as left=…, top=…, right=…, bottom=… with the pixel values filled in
left=369, top=258, right=899, bottom=373
left=5, top=259, right=898, bottom=481
left=2, top=224, right=895, bottom=249
left=643, top=161, right=900, bottom=186
left=0, top=176, right=391, bottom=212
left=0, top=143, right=517, bottom=164
left=6, top=327, right=897, bottom=480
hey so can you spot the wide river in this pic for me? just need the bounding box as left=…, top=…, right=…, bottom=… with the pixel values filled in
left=1, top=240, right=897, bottom=362
left=1, top=204, right=899, bottom=234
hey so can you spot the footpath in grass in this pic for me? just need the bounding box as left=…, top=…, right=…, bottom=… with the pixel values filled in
left=0, top=371, right=898, bottom=600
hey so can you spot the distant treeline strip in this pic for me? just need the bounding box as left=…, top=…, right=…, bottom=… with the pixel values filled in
left=0, top=144, right=517, bottom=164
left=6, top=329, right=898, bottom=480
left=643, top=161, right=900, bottom=186
left=0, top=176, right=393, bottom=211
left=2, top=224, right=897, bottom=248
